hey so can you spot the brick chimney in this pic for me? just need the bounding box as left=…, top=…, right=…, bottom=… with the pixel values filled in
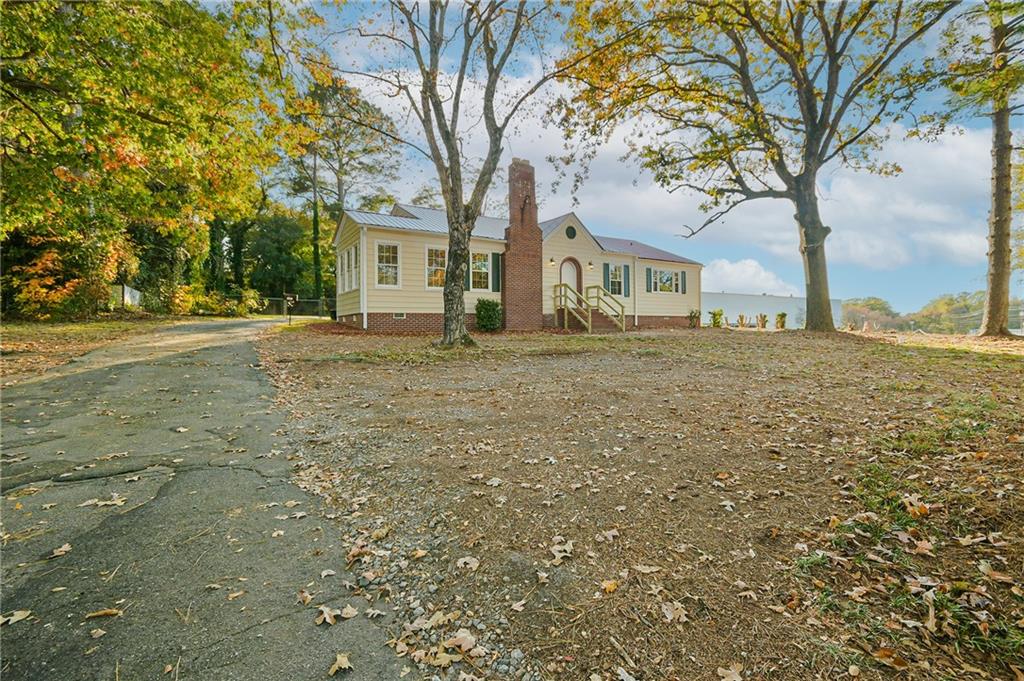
left=502, top=158, right=543, bottom=330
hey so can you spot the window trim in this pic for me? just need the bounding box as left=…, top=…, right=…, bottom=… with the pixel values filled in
left=651, top=267, right=680, bottom=294
left=608, top=262, right=625, bottom=296
left=425, top=245, right=446, bottom=290
left=469, top=251, right=491, bottom=291
left=374, top=240, right=401, bottom=289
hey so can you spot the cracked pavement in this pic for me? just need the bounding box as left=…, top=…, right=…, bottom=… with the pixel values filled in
left=1, top=319, right=404, bottom=680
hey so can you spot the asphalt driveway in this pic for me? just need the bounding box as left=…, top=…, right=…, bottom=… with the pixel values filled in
left=1, top=319, right=403, bottom=680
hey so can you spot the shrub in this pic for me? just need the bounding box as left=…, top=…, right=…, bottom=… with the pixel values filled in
left=475, top=298, right=503, bottom=331
left=775, top=312, right=787, bottom=329
left=756, top=313, right=768, bottom=329
left=709, top=308, right=724, bottom=328
left=191, top=289, right=264, bottom=317
left=687, top=308, right=701, bottom=327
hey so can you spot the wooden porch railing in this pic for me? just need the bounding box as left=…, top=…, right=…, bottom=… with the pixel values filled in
left=585, top=285, right=626, bottom=332
left=553, top=282, right=592, bottom=332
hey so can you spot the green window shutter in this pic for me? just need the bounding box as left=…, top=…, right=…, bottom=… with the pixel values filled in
left=645, top=267, right=652, bottom=293
left=464, top=260, right=471, bottom=289
left=491, top=252, right=502, bottom=292
left=623, top=264, right=630, bottom=297
left=680, top=271, right=686, bottom=294
left=602, top=263, right=610, bottom=290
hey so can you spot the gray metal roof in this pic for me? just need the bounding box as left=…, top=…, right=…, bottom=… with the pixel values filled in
left=344, top=204, right=700, bottom=265
left=594, top=236, right=702, bottom=265
left=539, top=212, right=575, bottom=238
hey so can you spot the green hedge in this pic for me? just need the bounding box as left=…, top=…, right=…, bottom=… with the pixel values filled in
left=475, top=298, right=503, bottom=332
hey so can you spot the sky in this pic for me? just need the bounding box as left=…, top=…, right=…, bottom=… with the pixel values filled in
left=317, top=4, right=1022, bottom=314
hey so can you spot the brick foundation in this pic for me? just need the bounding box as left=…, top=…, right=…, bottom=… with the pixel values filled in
left=547, top=311, right=700, bottom=331
left=335, top=312, right=479, bottom=334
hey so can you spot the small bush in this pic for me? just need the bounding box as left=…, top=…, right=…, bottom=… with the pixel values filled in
left=756, top=313, right=768, bottom=329
left=687, top=309, right=701, bottom=327
left=709, top=308, right=724, bottom=328
left=191, top=289, right=264, bottom=317
left=775, top=312, right=787, bottom=329
left=475, top=298, right=503, bottom=332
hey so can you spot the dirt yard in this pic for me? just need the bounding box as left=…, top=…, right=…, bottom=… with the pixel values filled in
left=259, top=326, right=1023, bottom=681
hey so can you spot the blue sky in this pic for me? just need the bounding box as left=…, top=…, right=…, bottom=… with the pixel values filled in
left=319, top=4, right=1021, bottom=314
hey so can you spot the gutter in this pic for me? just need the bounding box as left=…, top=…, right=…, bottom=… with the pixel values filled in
left=360, top=225, right=368, bottom=330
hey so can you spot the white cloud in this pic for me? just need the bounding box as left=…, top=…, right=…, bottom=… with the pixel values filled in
left=702, top=259, right=800, bottom=296
left=327, top=12, right=998, bottom=275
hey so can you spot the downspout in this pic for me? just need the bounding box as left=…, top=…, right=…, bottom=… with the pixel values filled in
left=633, top=255, right=639, bottom=329
left=360, top=226, right=368, bottom=330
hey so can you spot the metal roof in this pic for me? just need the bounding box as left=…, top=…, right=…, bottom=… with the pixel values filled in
left=595, top=235, right=702, bottom=265
left=344, top=205, right=701, bottom=265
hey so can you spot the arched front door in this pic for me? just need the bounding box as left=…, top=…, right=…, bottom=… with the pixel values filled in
left=560, top=258, right=581, bottom=291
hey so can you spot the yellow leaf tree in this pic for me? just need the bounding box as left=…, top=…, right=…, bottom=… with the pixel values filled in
left=558, top=0, right=955, bottom=331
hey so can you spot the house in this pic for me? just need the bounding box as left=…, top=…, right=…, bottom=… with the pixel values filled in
left=332, top=159, right=702, bottom=333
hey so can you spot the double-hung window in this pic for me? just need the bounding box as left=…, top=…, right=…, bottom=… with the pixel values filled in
left=653, top=268, right=679, bottom=293
left=426, top=247, right=446, bottom=289
left=470, top=252, right=490, bottom=290
left=339, top=246, right=359, bottom=293
left=376, top=242, right=400, bottom=287
left=608, top=264, right=624, bottom=295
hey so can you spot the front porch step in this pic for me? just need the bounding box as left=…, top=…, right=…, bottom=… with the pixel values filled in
left=556, top=308, right=625, bottom=332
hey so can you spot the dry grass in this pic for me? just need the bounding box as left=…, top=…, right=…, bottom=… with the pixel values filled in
left=1, top=316, right=172, bottom=382
left=260, top=326, right=1024, bottom=680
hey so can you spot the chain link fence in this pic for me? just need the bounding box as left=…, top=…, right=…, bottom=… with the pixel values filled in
left=224, top=296, right=336, bottom=319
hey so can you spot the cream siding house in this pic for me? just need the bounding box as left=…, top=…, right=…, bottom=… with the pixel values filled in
left=332, top=159, right=702, bottom=333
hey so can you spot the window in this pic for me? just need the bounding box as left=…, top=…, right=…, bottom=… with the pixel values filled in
left=339, top=246, right=358, bottom=293
left=608, top=264, right=623, bottom=295
left=376, top=242, right=400, bottom=287
left=653, top=268, right=679, bottom=293
left=470, top=252, right=490, bottom=290
left=565, top=225, right=577, bottom=239
left=426, top=247, right=446, bottom=289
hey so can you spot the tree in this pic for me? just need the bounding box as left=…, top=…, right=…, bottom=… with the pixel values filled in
left=942, top=2, right=1024, bottom=336
left=247, top=212, right=310, bottom=298
left=410, top=184, right=443, bottom=210
left=288, top=79, right=401, bottom=300
left=842, top=297, right=906, bottom=330
left=0, top=0, right=295, bottom=318
left=332, top=1, right=577, bottom=345
left=558, top=0, right=955, bottom=331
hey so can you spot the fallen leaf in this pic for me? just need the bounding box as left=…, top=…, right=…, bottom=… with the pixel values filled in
left=90, top=628, right=106, bottom=638
left=174, top=427, right=189, bottom=433
left=602, top=579, right=619, bottom=594
left=316, top=605, right=341, bottom=625
left=321, top=569, right=336, bottom=579
left=456, top=556, right=480, bottom=571
left=872, top=648, right=910, bottom=670
left=510, top=599, right=526, bottom=612
left=297, top=589, right=313, bottom=605
left=48, top=543, right=72, bottom=559
left=328, top=652, right=353, bottom=675
left=226, top=590, right=245, bottom=601
left=85, top=608, right=122, bottom=619
left=717, top=662, right=743, bottom=681
left=444, top=628, right=477, bottom=652
left=272, top=530, right=284, bottom=538
left=0, top=610, right=31, bottom=626
left=661, top=601, right=689, bottom=623
left=340, top=605, right=359, bottom=619
left=633, top=564, right=661, bottom=574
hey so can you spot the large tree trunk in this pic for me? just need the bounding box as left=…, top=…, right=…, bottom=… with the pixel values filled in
left=979, top=10, right=1013, bottom=337
left=229, top=222, right=248, bottom=290
left=441, top=218, right=473, bottom=346
left=793, top=178, right=836, bottom=332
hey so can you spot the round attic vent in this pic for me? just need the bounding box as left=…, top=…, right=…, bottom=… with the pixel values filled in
left=565, top=225, right=577, bottom=239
